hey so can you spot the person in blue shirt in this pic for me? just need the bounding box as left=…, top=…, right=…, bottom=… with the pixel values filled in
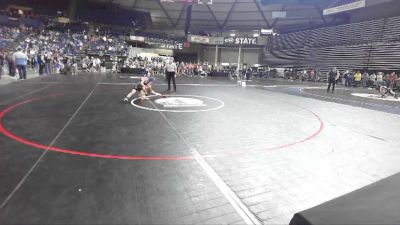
left=13, top=47, right=28, bottom=80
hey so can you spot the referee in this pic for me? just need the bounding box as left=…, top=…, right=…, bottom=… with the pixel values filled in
left=327, top=67, right=338, bottom=93
left=166, top=59, right=177, bottom=92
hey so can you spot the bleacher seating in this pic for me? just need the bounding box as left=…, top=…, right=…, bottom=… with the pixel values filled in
left=382, top=16, right=400, bottom=41
left=368, top=41, right=400, bottom=71
left=263, top=15, right=400, bottom=80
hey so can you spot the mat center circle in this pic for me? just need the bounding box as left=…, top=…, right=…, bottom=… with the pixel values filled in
left=130, top=94, right=225, bottom=113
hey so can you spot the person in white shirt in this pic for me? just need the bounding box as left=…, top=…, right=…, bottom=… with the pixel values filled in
left=165, top=59, right=177, bottom=92
left=376, top=72, right=383, bottom=85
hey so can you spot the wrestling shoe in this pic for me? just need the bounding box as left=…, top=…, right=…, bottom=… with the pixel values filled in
left=123, top=97, right=129, bottom=103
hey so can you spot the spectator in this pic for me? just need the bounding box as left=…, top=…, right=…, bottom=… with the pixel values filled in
left=246, top=67, right=252, bottom=81
left=354, top=71, right=362, bottom=87
left=37, top=52, right=44, bottom=75
left=5, top=52, right=15, bottom=76
left=376, top=72, right=383, bottom=86
left=13, top=47, right=28, bottom=80
left=345, top=70, right=353, bottom=87
left=362, top=71, right=369, bottom=87
left=369, top=72, right=377, bottom=87
left=44, top=52, right=52, bottom=75
left=343, top=70, right=349, bottom=86
left=387, top=72, right=397, bottom=89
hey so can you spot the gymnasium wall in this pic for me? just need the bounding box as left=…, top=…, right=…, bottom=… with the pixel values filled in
left=201, top=47, right=262, bottom=66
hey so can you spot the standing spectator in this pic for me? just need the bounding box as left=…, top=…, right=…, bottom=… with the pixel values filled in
left=96, top=57, right=101, bottom=72
left=327, top=68, right=338, bottom=93
left=369, top=72, right=377, bottom=87
left=44, top=52, right=52, bottom=75
left=82, top=56, right=90, bottom=72
left=5, top=52, right=15, bottom=76
left=37, top=52, right=44, bottom=75
left=166, top=59, right=177, bottom=92
left=55, top=57, right=62, bottom=74
left=345, top=70, right=352, bottom=87
left=387, top=72, right=397, bottom=89
left=301, top=69, right=308, bottom=82
left=348, top=71, right=354, bottom=87
left=71, top=57, right=78, bottom=75
left=246, top=67, right=252, bottom=81
left=310, top=69, right=316, bottom=83
left=342, top=70, right=348, bottom=86
left=354, top=71, right=362, bottom=87
left=13, top=47, right=28, bottom=80
left=376, top=72, right=383, bottom=86
left=362, top=71, right=369, bottom=87
left=383, top=73, right=389, bottom=86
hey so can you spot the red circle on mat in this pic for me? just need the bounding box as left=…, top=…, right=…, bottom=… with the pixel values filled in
left=0, top=94, right=324, bottom=161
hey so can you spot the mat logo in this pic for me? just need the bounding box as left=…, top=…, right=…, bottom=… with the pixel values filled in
left=155, top=97, right=206, bottom=108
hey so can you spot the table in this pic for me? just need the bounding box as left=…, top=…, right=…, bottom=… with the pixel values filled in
left=120, top=68, right=145, bottom=74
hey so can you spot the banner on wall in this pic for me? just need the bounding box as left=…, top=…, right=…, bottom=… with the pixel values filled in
left=148, top=43, right=183, bottom=50
left=323, top=0, right=365, bottom=15
left=224, top=37, right=258, bottom=45
left=129, top=36, right=145, bottom=42
left=188, top=35, right=210, bottom=44
left=145, top=37, right=184, bottom=50
left=209, top=37, right=224, bottom=45
left=58, top=17, right=70, bottom=23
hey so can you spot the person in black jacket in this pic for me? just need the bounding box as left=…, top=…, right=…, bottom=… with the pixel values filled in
left=5, top=52, right=15, bottom=76
left=327, top=68, right=338, bottom=93
left=37, top=53, right=44, bottom=75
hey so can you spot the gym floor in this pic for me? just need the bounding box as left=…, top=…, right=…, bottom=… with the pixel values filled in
left=1, top=73, right=400, bottom=224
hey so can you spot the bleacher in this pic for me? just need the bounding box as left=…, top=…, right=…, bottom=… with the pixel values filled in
left=368, top=41, right=400, bottom=71
left=264, top=15, right=400, bottom=80
left=269, top=19, right=385, bottom=50
left=382, top=16, right=400, bottom=41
